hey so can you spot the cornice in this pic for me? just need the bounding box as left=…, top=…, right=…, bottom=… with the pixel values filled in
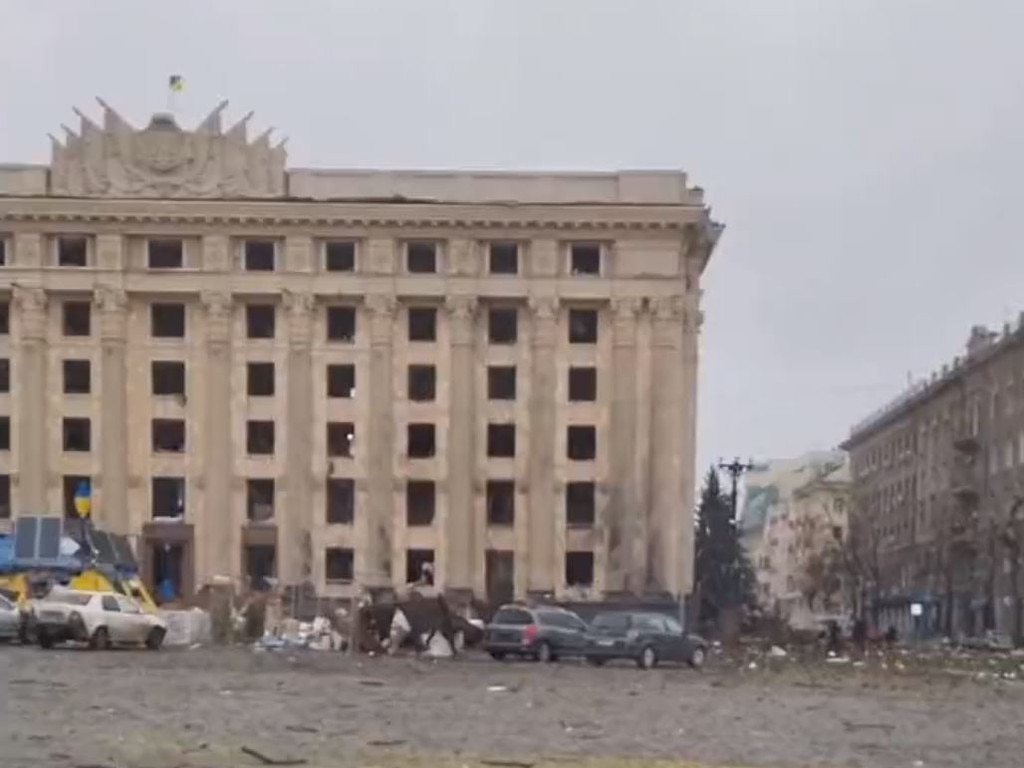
left=0, top=197, right=706, bottom=233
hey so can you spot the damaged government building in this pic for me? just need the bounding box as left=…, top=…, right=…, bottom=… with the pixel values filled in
left=0, top=99, right=721, bottom=604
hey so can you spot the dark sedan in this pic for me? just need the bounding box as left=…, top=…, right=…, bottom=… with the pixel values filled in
left=484, top=604, right=589, bottom=662
left=584, top=611, right=707, bottom=669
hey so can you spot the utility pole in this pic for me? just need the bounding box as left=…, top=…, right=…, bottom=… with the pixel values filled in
left=718, top=457, right=755, bottom=520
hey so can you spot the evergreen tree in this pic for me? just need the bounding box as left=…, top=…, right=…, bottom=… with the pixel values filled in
left=694, top=466, right=756, bottom=626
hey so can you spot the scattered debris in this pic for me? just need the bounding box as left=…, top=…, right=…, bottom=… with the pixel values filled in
left=359, top=678, right=385, bottom=687
left=487, top=684, right=510, bottom=692
left=480, top=760, right=536, bottom=768
left=768, top=645, right=788, bottom=658
left=284, top=725, right=319, bottom=734
left=366, top=738, right=407, bottom=747
left=241, top=745, right=308, bottom=766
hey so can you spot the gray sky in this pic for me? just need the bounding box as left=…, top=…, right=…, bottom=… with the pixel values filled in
left=2, top=0, right=1022, bottom=475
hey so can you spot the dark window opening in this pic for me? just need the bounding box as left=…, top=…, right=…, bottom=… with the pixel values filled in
left=407, top=423, right=436, bottom=459
left=568, top=309, right=598, bottom=344
left=565, top=551, right=595, bottom=587
left=62, top=475, right=91, bottom=519
left=247, top=420, right=276, bottom=455
left=568, top=367, right=597, bottom=402
left=247, top=362, right=275, bottom=397
left=246, top=304, right=276, bottom=339
left=485, top=550, right=515, bottom=605
left=408, top=307, right=437, bottom=342
left=0, top=475, right=9, bottom=520
left=405, top=548, right=435, bottom=584
left=487, top=366, right=516, bottom=401
left=326, top=306, right=356, bottom=342
left=246, top=479, right=275, bottom=522
left=325, top=241, right=356, bottom=272
left=327, top=422, right=355, bottom=457
left=57, top=236, right=88, bottom=267
left=151, top=303, right=186, bottom=338
left=408, top=365, right=436, bottom=401
left=566, top=482, right=596, bottom=528
left=148, top=239, right=183, bottom=269
left=151, top=476, right=185, bottom=520
left=486, top=480, right=515, bottom=526
left=0, top=238, right=6, bottom=267
left=152, top=361, right=186, bottom=396
left=326, top=478, right=355, bottom=525
left=570, top=243, right=602, bottom=275
left=488, top=308, right=518, bottom=344
left=407, top=242, right=437, bottom=273
left=0, top=417, right=9, bottom=450
left=244, top=545, right=276, bottom=591
left=0, top=303, right=8, bottom=335
left=406, top=481, right=436, bottom=526
left=62, top=417, right=91, bottom=452
left=244, top=240, right=276, bottom=271
left=489, top=242, right=519, bottom=275
left=63, top=359, right=91, bottom=394
left=152, top=419, right=186, bottom=453
left=63, top=301, right=91, bottom=336
left=0, top=359, right=9, bottom=393
left=325, top=547, right=354, bottom=582
left=567, top=425, right=597, bottom=461
left=487, top=423, right=516, bottom=458
left=327, top=364, right=356, bottom=398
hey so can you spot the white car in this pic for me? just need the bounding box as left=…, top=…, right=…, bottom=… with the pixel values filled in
left=30, top=589, right=168, bottom=650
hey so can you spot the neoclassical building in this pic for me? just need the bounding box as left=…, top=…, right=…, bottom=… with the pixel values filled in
left=0, top=100, right=721, bottom=603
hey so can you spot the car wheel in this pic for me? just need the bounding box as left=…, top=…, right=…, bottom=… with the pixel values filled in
left=145, top=627, right=165, bottom=651
left=689, top=646, right=706, bottom=669
left=89, top=627, right=110, bottom=650
left=489, top=651, right=506, bottom=661
left=535, top=641, right=553, bottom=663
left=37, top=630, right=54, bottom=649
left=637, top=645, right=657, bottom=670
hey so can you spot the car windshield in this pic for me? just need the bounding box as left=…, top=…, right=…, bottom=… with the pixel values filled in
left=591, top=613, right=630, bottom=631
left=44, top=592, right=92, bottom=606
left=493, top=608, right=533, bottom=625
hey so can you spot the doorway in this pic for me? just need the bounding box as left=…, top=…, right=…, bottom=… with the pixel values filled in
left=244, top=544, right=277, bottom=591
left=140, top=523, right=194, bottom=602
left=486, top=549, right=515, bottom=605
left=152, top=543, right=185, bottom=604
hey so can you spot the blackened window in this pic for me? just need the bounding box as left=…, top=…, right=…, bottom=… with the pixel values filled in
left=407, top=423, right=436, bottom=458
left=327, top=364, right=356, bottom=398
left=325, top=548, right=354, bottom=582
left=63, top=301, right=91, bottom=336
left=570, top=243, right=601, bottom=275
left=151, top=361, right=185, bottom=396
left=151, top=304, right=186, bottom=338
left=406, top=481, right=436, bottom=526
left=325, top=241, right=356, bottom=272
left=408, top=308, right=437, bottom=342
left=246, top=421, right=276, bottom=455
left=486, top=480, right=515, bottom=526
left=326, top=306, right=356, bottom=342
left=487, top=366, right=516, bottom=400
left=487, top=423, right=516, bottom=458
left=148, top=239, right=184, bottom=269
left=327, top=422, right=355, bottom=457
left=326, top=479, right=355, bottom=524
left=489, top=242, right=519, bottom=275
left=408, top=365, right=436, bottom=401
left=57, top=236, right=88, bottom=267
left=568, top=367, right=597, bottom=402
left=406, top=242, right=437, bottom=273
left=488, top=308, right=518, bottom=344
left=62, top=418, right=91, bottom=452
left=244, top=240, right=276, bottom=271
left=247, top=362, right=275, bottom=397
left=568, top=308, right=598, bottom=344
left=246, top=304, right=276, bottom=339
left=566, top=482, right=596, bottom=528
left=567, top=425, right=597, bottom=461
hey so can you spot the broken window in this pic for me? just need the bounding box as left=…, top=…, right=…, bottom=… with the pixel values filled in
left=63, top=301, right=91, bottom=336
left=567, top=425, right=597, bottom=461
left=151, top=303, right=186, bottom=338
left=566, top=482, right=596, bottom=528
left=244, top=240, right=276, bottom=271
left=0, top=303, right=8, bottom=335
left=408, top=364, right=436, bottom=401
left=246, top=304, right=276, bottom=339
left=246, top=420, right=276, bottom=455
left=327, top=364, right=356, bottom=398
left=63, top=359, right=91, bottom=394
left=62, top=418, right=91, bottom=452
left=148, top=239, right=184, bottom=269
left=486, top=480, right=515, bottom=527
left=326, top=478, right=355, bottom=525
left=406, top=481, right=436, bottom=526
left=0, top=237, right=6, bottom=267
left=246, top=479, right=275, bottom=522
left=0, top=475, right=9, bottom=519
left=327, top=422, right=355, bottom=458
left=406, top=242, right=437, bottom=273
left=247, top=362, right=275, bottom=397
left=568, top=367, right=597, bottom=402
left=487, top=366, right=516, bottom=401
left=570, top=243, right=602, bottom=275
left=245, top=545, right=276, bottom=591
left=565, top=551, right=595, bottom=587
left=151, top=476, right=186, bottom=519
left=408, top=307, right=437, bottom=342
left=487, top=423, right=516, bottom=458
left=405, top=548, right=435, bottom=584
left=488, top=308, right=518, bottom=344
left=489, top=242, right=519, bottom=275
left=152, top=419, right=186, bottom=453
left=151, top=360, right=186, bottom=396
left=407, top=423, right=436, bottom=459
left=325, top=241, right=356, bottom=272
left=62, top=475, right=90, bottom=518
left=0, top=359, right=9, bottom=393
left=326, top=306, right=356, bottom=342
left=568, top=309, right=598, bottom=344
left=0, top=417, right=9, bottom=450
left=57, top=236, right=88, bottom=267
left=325, top=547, right=354, bottom=582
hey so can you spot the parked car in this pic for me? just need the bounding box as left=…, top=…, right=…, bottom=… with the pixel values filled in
left=0, top=592, right=21, bottom=641
left=584, top=611, right=707, bottom=670
left=29, top=589, right=168, bottom=650
left=484, top=604, right=589, bottom=662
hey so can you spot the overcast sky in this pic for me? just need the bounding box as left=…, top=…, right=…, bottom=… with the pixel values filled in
left=2, top=0, right=1022, bottom=477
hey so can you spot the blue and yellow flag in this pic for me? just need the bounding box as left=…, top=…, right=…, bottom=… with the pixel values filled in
left=169, top=75, right=184, bottom=93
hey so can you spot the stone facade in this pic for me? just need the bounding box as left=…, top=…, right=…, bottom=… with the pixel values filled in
left=0, top=101, right=721, bottom=602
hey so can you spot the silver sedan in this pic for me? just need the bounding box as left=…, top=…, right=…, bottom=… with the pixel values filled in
left=0, top=593, right=21, bottom=640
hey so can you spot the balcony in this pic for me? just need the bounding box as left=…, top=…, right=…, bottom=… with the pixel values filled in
left=952, top=433, right=981, bottom=454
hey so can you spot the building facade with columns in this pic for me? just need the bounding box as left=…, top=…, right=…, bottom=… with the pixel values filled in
left=0, top=101, right=721, bottom=603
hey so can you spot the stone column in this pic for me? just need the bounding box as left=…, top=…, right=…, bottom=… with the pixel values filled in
left=678, top=304, right=701, bottom=597
left=444, top=295, right=477, bottom=594
left=12, top=286, right=48, bottom=512
left=282, top=290, right=315, bottom=585
left=365, top=294, right=397, bottom=589
left=201, top=290, right=233, bottom=584
left=607, top=297, right=642, bottom=593
left=648, top=296, right=685, bottom=597
left=527, top=296, right=558, bottom=594
left=94, top=285, right=129, bottom=533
